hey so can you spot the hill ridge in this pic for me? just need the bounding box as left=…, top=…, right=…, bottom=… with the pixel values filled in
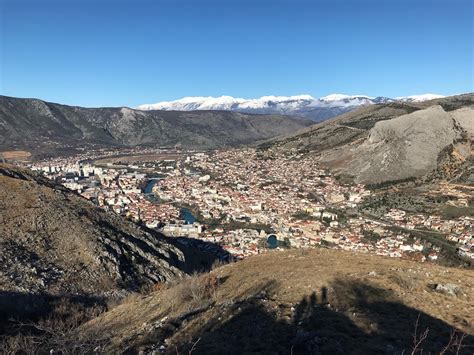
left=0, top=95, right=312, bottom=158
left=260, top=94, right=473, bottom=184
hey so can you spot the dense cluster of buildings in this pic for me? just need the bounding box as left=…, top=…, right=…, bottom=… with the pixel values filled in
left=152, top=149, right=473, bottom=261
left=29, top=148, right=473, bottom=262
left=29, top=148, right=185, bottom=229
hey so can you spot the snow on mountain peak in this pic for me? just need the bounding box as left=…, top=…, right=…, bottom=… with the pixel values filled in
left=395, top=94, right=446, bottom=102
left=320, top=94, right=374, bottom=101
left=136, top=95, right=318, bottom=111
left=258, top=94, right=315, bottom=101
left=136, top=93, right=449, bottom=122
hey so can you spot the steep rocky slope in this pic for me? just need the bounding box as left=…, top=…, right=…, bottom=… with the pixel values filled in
left=321, top=105, right=472, bottom=183
left=261, top=94, right=473, bottom=184
left=78, top=248, right=474, bottom=354
left=0, top=164, right=186, bottom=296
left=0, top=95, right=312, bottom=158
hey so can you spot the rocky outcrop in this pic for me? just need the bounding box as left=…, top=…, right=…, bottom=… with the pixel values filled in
left=329, top=105, right=468, bottom=183
left=261, top=94, right=473, bottom=184
left=0, top=165, right=186, bottom=296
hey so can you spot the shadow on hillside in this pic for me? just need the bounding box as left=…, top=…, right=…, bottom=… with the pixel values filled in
left=96, top=220, right=232, bottom=277
left=0, top=290, right=106, bottom=336
left=170, top=237, right=233, bottom=273
left=134, top=221, right=233, bottom=274
left=171, top=279, right=473, bottom=355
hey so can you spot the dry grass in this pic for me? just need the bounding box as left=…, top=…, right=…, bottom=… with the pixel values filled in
left=0, top=298, right=106, bottom=354
left=0, top=175, right=26, bottom=189
left=140, top=282, right=168, bottom=295
left=78, top=248, right=474, bottom=353
left=177, top=273, right=220, bottom=310
left=0, top=334, right=37, bottom=355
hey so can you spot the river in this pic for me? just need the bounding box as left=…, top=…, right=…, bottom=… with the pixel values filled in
left=143, top=178, right=198, bottom=223
left=181, top=207, right=197, bottom=224
left=143, top=178, right=159, bottom=194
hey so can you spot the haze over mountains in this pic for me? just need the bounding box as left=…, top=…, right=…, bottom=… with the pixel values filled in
left=137, top=93, right=446, bottom=121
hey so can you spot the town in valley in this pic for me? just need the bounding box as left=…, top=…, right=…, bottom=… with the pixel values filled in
left=28, top=147, right=473, bottom=264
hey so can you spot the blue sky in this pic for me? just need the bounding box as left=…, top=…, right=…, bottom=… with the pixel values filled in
left=1, top=0, right=472, bottom=107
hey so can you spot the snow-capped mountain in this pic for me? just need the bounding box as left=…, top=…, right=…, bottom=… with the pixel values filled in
left=137, top=93, right=446, bottom=122
left=395, top=94, right=446, bottom=103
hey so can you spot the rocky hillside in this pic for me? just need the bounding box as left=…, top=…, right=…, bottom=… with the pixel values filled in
left=261, top=94, right=473, bottom=184
left=78, top=248, right=474, bottom=354
left=0, top=95, right=312, bottom=158
left=0, top=164, right=187, bottom=296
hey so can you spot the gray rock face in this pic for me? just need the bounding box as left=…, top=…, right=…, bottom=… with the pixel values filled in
left=340, top=106, right=464, bottom=183
left=434, top=283, right=461, bottom=297
left=451, top=107, right=474, bottom=136
left=0, top=165, right=186, bottom=295
left=262, top=94, right=473, bottom=184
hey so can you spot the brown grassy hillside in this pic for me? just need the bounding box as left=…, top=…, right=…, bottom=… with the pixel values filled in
left=0, top=164, right=187, bottom=297
left=79, top=248, right=474, bottom=354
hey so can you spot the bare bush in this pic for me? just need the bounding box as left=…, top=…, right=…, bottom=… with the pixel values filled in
left=409, top=314, right=429, bottom=355
left=211, top=258, right=229, bottom=270
left=0, top=334, right=38, bottom=355
left=140, top=281, right=168, bottom=295
left=440, top=328, right=468, bottom=355
left=179, top=272, right=220, bottom=310
left=111, top=291, right=148, bottom=307
left=405, top=313, right=468, bottom=355
left=0, top=298, right=108, bottom=354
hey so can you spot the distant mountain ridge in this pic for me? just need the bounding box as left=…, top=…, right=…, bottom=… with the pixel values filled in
left=0, top=95, right=312, bottom=158
left=137, top=93, right=446, bottom=121
left=260, top=93, right=474, bottom=184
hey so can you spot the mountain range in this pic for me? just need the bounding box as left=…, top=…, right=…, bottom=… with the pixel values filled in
left=137, top=93, right=446, bottom=122
left=0, top=95, right=312, bottom=158
left=1, top=94, right=473, bottom=353
left=260, top=93, right=473, bottom=184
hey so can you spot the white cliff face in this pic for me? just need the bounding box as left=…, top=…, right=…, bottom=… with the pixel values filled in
left=345, top=105, right=463, bottom=183
left=137, top=93, right=446, bottom=121
left=450, top=107, right=474, bottom=136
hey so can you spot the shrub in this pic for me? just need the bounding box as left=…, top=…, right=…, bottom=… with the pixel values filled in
left=0, top=334, right=37, bottom=355
left=140, top=282, right=167, bottom=295
left=211, top=258, right=229, bottom=270
left=179, top=273, right=220, bottom=310
left=0, top=297, right=107, bottom=354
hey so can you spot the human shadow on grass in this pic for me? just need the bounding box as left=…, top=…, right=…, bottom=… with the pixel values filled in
left=171, top=279, right=473, bottom=355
